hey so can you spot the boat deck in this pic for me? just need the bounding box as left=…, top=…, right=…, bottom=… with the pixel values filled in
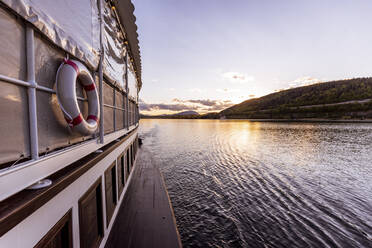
left=105, top=148, right=182, bottom=248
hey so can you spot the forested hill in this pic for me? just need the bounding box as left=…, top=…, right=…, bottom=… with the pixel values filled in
left=220, top=78, right=372, bottom=119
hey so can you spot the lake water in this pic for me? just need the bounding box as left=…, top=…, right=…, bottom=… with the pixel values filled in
left=139, top=119, right=372, bottom=248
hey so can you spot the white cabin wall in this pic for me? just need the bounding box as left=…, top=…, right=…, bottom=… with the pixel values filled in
left=0, top=130, right=139, bottom=248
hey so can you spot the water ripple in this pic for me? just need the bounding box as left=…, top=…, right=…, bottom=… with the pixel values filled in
left=140, top=120, right=372, bottom=248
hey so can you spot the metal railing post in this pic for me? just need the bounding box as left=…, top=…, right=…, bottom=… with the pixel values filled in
left=98, top=0, right=104, bottom=144
left=98, top=59, right=104, bottom=144
left=26, top=26, right=39, bottom=160
left=122, top=93, right=125, bottom=129
left=113, top=88, right=116, bottom=131
left=125, top=53, right=129, bottom=130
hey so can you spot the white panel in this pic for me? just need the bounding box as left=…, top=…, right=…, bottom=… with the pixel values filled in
left=0, top=131, right=139, bottom=248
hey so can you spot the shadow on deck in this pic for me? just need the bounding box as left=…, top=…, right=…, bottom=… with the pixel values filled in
left=105, top=148, right=182, bottom=248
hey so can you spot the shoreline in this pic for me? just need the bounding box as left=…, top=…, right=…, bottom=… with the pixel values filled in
left=226, top=118, right=372, bottom=123
left=141, top=118, right=372, bottom=123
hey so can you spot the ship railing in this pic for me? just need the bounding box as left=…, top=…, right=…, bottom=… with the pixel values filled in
left=0, top=23, right=139, bottom=201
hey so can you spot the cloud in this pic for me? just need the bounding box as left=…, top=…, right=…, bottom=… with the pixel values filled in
left=204, top=100, right=234, bottom=111
left=187, top=88, right=203, bottom=93
left=172, top=98, right=234, bottom=108
left=222, top=72, right=254, bottom=83
left=188, top=99, right=217, bottom=106
left=216, top=88, right=241, bottom=93
left=139, top=102, right=197, bottom=112
left=289, top=76, right=321, bottom=88
left=140, top=99, right=235, bottom=113
left=273, top=76, right=323, bottom=93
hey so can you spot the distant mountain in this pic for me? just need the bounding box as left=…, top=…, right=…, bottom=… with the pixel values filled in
left=220, top=77, right=372, bottom=120
left=141, top=78, right=372, bottom=120
left=173, top=111, right=199, bottom=116
left=140, top=110, right=200, bottom=119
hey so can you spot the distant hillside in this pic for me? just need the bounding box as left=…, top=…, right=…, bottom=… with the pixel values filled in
left=220, top=78, right=372, bottom=120
left=141, top=111, right=200, bottom=119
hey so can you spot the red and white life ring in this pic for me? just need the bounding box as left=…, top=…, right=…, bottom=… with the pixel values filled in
left=56, top=59, right=100, bottom=135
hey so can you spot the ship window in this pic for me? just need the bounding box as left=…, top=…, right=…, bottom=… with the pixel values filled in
left=121, top=157, right=125, bottom=185
left=134, top=137, right=138, bottom=159
left=131, top=144, right=134, bottom=165
left=126, top=148, right=131, bottom=175
left=105, top=161, right=117, bottom=227
left=133, top=140, right=136, bottom=160
left=117, top=153, right=125, bottom=197
left=35, top=209, right=73, bottom=248
left=78, top=178, right=104, bottom=248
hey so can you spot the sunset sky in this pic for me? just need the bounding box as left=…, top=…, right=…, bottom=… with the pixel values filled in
left=133, top=0, right=372, bottom=115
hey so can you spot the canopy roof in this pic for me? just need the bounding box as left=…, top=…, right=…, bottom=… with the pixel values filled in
left=1, top=0, right=142, bottom=90
left=114, top=0, right=142, bottom=89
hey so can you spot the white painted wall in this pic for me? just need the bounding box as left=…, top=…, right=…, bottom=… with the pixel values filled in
left=0, top=129, right=139, bottom=248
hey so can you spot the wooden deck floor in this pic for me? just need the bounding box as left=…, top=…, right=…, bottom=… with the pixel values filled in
left=105, top=148, right=182, bottom=248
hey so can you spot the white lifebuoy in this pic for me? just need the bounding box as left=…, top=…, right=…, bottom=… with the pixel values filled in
left=56, top=59, right=100, bottom=135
